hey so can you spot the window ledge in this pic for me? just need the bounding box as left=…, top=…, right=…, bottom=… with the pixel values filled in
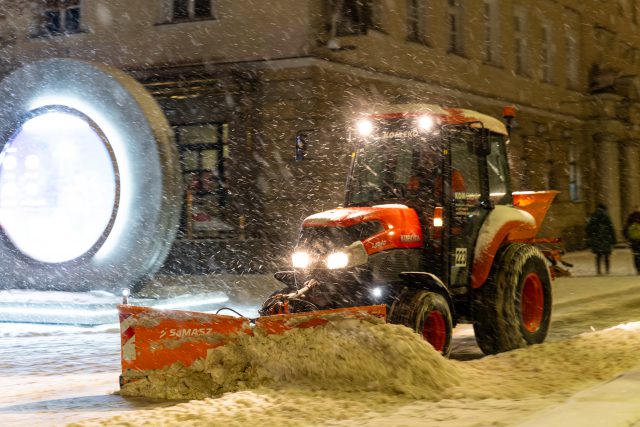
left=156, top=17, right=217, bottom=26
left=406, top=38, right=432, bottom=48
left=446, top=50, right=468, bottom=59
left=481, top=60, right=503, bottom=69
left=29, top=29, right=88, bottom=39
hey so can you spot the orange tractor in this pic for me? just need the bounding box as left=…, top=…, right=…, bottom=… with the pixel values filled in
left=118, top=104, right=560, bottom=381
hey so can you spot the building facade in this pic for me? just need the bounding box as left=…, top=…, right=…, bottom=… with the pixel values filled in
left=0, top=0, right=639, bottom=272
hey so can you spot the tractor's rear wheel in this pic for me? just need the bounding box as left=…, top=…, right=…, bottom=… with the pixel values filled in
left=390, top=289, right=453, bottom=356
left=472, top=243, right=552, bottom=355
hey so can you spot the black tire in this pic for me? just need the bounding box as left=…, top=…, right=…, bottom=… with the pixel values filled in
left=390, top=289, right=453, bottom=356
left=472, top=243, right=552, bottom=355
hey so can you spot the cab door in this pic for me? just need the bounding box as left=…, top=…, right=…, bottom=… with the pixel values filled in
left=444, top=127, right=492, bottom=291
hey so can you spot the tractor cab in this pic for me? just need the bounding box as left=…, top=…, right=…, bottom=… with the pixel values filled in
left=344, top=105, right=512, bottom=290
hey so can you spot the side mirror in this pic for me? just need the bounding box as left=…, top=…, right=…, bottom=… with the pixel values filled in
left=473, top=127, right=491, bottom=156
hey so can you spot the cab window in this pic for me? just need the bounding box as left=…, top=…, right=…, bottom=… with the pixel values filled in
left=487, top=133, right=509, bottom=201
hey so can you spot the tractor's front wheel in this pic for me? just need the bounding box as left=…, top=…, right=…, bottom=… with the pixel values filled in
left=390, top=289, right=453, bottom=356
left=473, top=243, right=552, bottom=355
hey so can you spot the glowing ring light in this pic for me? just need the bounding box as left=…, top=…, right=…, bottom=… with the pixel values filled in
left=0, top=59, right=182, bottom=291
left=0, top=106, right=119, bottom=263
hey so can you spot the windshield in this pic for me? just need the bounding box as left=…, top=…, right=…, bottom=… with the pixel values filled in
left=346, top=122, right=441, bottom=206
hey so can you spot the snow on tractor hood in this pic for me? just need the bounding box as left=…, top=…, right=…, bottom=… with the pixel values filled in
left=302, top=204, right=414, bottom=228
left=301, top=204, right=423, bottom=256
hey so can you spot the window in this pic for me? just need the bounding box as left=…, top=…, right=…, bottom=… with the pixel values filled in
left=336, top=0, right=372, bottom=36
left=407, top=0, right=428, bottom=44
left=447, top=0, right=464, bottom=55
left=39, top=0, right=81, bottom=36
left=176, top=123, right=231, bottom=238
left=618, top=0, right=628, bottom=16
left=172, top=0, right=214, bottom=21
left=565, top=31, right=579, bottom=89
left=594, top=25, right=615, bottom=51
left=568, top=142, right=581, bottom=202
left=369, top=0, right=384, bottom=32
left=513, top=9, right=528, bottom=76
left=450, top=131, right=481, bottom=198
left=540, top=24, right=553, bottom=83
left=487, top=134, right=508, bottom=201
left=483, top=0, right=500, bottom=65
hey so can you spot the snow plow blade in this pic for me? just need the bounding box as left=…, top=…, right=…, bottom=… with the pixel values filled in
left=117, top=304, right=386, bottom=384
left=255, top=304, right=386, bottom=335
left=117, top=304, right=252, bottom=374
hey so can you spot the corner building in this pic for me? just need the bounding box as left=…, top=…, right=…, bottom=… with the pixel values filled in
left=1, top=0, right=639, bottom=272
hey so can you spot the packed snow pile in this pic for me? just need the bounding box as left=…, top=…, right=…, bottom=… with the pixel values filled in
left=120, top=318, right=461, bottom=400
left=457, top=322, right=640, bottom=400
left=75, top=323, right=640, bottom=427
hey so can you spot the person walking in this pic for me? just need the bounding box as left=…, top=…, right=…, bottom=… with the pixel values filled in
left=586, top=203, right=616, bottom=275
left=623, top=206, right=640, bottom=274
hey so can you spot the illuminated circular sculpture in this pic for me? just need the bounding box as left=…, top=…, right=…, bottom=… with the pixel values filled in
left=0, top=59, right=182, bottom=291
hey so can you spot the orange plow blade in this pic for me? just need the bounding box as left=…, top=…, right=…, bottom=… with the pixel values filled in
left=117, top=304, right=386, bottom=384
left=117, top=304, right=252, bottom=374
left=255, top=305, right=386, bottom=335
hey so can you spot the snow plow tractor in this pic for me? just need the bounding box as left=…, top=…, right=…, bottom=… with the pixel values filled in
left=118, top=104, right=560, bottom=384
left=263, top=104, right=559, bottom=356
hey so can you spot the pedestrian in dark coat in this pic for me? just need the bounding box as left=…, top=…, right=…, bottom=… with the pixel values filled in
left=586, top=203, right=616, bottom=275
left=623, top=207, right=640, bottom=274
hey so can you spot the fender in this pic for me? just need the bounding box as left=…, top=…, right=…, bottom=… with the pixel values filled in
left=470, top=206, right=536, bottom=289
left=398, top=272, right=456, bottom=323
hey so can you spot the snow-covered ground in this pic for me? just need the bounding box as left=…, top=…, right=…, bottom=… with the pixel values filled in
left=0, top=249, right=639, bottom=426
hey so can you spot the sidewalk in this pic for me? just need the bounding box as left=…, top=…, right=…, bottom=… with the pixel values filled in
left=520, top=247, right=640, bottom=427
left=519, top=366, right=640, bottom=426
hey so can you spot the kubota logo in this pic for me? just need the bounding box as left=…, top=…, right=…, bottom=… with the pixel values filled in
left=160, top=328, right=215, bottom=338
left=372, top=240, right=387, bottom=249
left=380, top=130, right=419, bottom=139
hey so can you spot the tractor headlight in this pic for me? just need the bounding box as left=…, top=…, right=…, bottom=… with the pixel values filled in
left=291, top=251, right=311, bottom=269
left=326, top=241, right=368, bottom=270
left=326, top=251, right=349, bottom=269
left=417, top=115, right=434, bottom=131
left=355, top=119, right=374, bottom=137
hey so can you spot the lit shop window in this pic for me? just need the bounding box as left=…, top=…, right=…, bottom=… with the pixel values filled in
left=176, top=123, right=234, bottom=239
